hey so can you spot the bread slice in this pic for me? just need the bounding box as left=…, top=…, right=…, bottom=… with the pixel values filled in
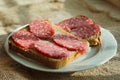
left=9, top=23, right=89, bottom=69
left=56, top=16, right=102, bottom=46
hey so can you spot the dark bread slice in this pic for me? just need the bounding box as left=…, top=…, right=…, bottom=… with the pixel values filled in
left=9, top=24, right=89, bottom=69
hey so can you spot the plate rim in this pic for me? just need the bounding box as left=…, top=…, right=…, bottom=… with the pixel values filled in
left=4, top=24, right=117, bottom=73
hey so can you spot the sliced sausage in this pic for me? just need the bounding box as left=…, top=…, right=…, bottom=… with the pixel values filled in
left=29, top=20, right=54, bottom=38
left=71, top=24, right=100, bottom=38
left=53, top=34, right=89, bottom=54
left=57, top=16, right=94, bottom=29
left=34, top=40, right=70, bottom=59
left=12, top=30, right=39, bottom=48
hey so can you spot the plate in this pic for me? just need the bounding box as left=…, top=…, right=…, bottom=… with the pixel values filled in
left=4, top=24, right=117, bottom=72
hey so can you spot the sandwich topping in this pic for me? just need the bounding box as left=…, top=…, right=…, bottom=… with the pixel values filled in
left=56, top=16, right=93, bottom=29
left=34, top=40, right=70, bottom=59
left=29, top=20, right=54, bottom=38
left=71, top=24, right=100, bottom=38
left=53, top=34, right=89, bottom=54
left=12, top=30, right=39, bottom=48
left=56, top=16, right=100, bottom=39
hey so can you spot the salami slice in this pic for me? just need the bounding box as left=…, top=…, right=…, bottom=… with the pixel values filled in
left=57, top=16, right=93, bottom=29
left=71, top=24, right=100, bottom=38
left=53, top=34, right=89, bottom=54
left=34, top=40, right=70, bottom=59
left=57, top=16, right=100, bottom=39
left=29, top=20, right=54, bottom=38
left=12, top=30, right=39, bottom=48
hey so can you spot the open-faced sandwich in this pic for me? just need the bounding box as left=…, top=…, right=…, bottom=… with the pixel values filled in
left=9, top=16, right=101, bottom=69
left=56, top=16, right=101, bottom=46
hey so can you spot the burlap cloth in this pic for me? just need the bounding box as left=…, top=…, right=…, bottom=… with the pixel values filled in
left=0, top=0, right=120, bottom=80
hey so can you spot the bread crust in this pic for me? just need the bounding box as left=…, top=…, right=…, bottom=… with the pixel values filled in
left=86, top=31, right=101, bottom=46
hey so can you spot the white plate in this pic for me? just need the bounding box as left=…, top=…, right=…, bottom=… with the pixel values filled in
left=4, top=24, right=117, bottom=72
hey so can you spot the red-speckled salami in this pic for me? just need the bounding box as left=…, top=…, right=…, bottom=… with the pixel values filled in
left=29, top=20, right=54, bottom=38
left=12, top=30, right=39, bottom=48
left=57, top=16, right=100, bottom=39
left=53, top=34, right=89, bottom=54
left=57, top=16, right=93, bottom=29
left=34, top=40, right=69, bottom=59
left=71, top=24, right=100, bottom=38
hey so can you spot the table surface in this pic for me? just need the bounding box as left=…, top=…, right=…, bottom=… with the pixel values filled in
left=0, top=0, right=120, bottom=80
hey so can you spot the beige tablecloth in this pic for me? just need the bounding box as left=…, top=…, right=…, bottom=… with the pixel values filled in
left=0, top=0, right=120, bottom=80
